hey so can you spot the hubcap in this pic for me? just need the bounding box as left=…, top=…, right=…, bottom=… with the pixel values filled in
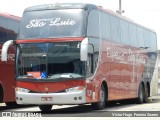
left=100, top=88, right=105, bottom=103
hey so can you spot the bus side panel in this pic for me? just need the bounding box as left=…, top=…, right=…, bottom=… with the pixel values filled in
left=100, top=40, right=146, bottom=101
left=0, top=45, right=15, bottom=102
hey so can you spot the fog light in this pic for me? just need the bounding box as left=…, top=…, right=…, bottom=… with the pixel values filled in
left=74, top=97, right=77, bottom=100
left=65, top=86, right=85, bottom=92
left=20, top=98, right=23, bottom=101
left=16, top=97, right=19, bottom=100
left=79, top=96, right=82, bottom=100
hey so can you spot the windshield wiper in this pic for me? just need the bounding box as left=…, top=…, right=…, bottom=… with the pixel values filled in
left=69, top=74, right=75, bottom=79
left=60, top=74, right=75, bottom=79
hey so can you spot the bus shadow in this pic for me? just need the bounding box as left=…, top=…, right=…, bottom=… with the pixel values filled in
left=0, top=104, right=36, bottom=111
left=40, top=105, right=96, bottom=117
left=40, top=99, right=139, bottom=115
left=0, top=99, right=157, bottom=116
left=40, top=99, right=158, bottom=116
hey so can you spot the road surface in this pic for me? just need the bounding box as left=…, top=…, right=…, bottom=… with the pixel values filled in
left=0, top=98, right=160, bottom=117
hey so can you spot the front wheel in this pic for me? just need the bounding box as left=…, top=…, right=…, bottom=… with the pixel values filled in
left=5, top=102, right=18, bottom=107
left=91, top=84, right=106, bottom=110
left=39, top=105, right=52, bottom=112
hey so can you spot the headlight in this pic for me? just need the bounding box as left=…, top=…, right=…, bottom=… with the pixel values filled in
left=65, top=86, right=85, bottom=93
left=15, top=87, right=30, bottom=93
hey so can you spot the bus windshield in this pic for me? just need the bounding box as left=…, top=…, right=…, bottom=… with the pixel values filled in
left=16, top=42, right=85, bottom=80
left=18, top=9, right=86, bottom=39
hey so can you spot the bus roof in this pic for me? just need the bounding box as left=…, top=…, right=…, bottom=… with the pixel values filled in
left=0, top=12, right=21, bottom=21
left=24, top=3, right=97, bottom=12
left=23, top=3, right=156, bottom=34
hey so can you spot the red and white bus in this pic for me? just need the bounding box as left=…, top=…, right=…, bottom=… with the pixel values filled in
left=0, top=13, right=20, bottom=106
left=1, top=3, right=158, bottom=111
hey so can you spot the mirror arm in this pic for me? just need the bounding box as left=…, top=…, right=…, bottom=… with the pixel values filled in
left=1, top=40, right=14, bottom=61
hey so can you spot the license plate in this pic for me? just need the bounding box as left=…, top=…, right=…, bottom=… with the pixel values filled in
left=41, top=97, right=53, bottom=101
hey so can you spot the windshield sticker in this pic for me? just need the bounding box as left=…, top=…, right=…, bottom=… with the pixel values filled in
left=26, top=71, right=47, bottom=79
left=26, top=18, right=76, bottom=28
left=41, top=72, right=47, bottom=78
left=27, top=72, right=41, bottom=78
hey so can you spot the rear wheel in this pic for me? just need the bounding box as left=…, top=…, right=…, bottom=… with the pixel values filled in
left=39, top=105, right=52, bottom=112
left=144, top=86, right=149, bottom=103
left=91, top=84, right=106, bottom=110
left=137, top=83, right=145, bottom=104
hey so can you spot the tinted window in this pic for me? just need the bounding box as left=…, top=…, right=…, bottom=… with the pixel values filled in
left=129, top=23, right=137, bottom=47
left=87, top=38, right=100, bottom=77
left=17, top=42, right=84, bottom=80
left=0, top=18, right=7, bottom=42
left=143, top=29, right=151, bottom=50
left=100, top=12, right=110, bottom=40
left=150, top=32, right=157, bottom=51
left=0, top=16, right=19, bottom=43
left=19, top=9, right=86, bottom=39
left=137, top=26, right=144, bottom=48
left=120, top=20, right=129, bottom=44
left=87, top=10, right=99, bottom=37
left=110, top=16, right=120, bottom=42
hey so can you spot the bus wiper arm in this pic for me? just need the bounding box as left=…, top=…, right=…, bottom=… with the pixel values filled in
left=69, top=74, right=75, bottom=79
left=60, top=74, right=75, bottom=79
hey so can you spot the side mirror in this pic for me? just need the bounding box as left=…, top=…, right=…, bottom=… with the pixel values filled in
left=1, top=40, right=13, bottom=61
left=80, top=38, right=88, bottom=61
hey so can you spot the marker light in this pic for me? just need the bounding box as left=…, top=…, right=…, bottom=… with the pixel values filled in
left=65, top=86, right=85, bottom=92
left=15, top=87, right=30, bottom=93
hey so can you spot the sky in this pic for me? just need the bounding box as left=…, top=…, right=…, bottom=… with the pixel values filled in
left=0, top=0, right=160, bottom=49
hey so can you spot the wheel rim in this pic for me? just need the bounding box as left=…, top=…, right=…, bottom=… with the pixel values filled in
left=100, top=87, right=105, bottom=104
left=140, top=88, right=143, bottom=100
left=139, top=84, right=144, bottom=103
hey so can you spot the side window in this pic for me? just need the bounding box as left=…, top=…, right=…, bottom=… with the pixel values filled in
left=120, top=20, right=129, bottom=44
left=87, top=10, right=99, bottom=38
left=150, top=32, right=157, bottom=51
left=129, top=23, right=137, bottom=47
left=7, top=19, right=19, bottom=40
left=86, top=38, right=100, bottom=77
left=137, top=26, right=144, bottom=48
left=110, top=16, right=120, bottom=42
left=0, top=17, right=19, bottom=43
left=100, top=12, right=110, bottom=40
left=0, top=18, right=8, bottom=43
left=143, top=29, right=151, bottom=50
left=0, top=30, right=7, bottom=43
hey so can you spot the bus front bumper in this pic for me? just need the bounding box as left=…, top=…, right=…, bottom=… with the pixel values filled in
left=16, top=90, right=86, bottom=105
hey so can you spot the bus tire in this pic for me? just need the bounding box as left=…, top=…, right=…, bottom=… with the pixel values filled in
left=39, top=105, right=52, bottom=112
left=0, top=85, right=3, bottom=102
left=137, top=83, right=144, bottom=104
left=144, top=86, right=149, bottom=103
left=5, top=102, right=18, bottom=107
left=91, top=84, right=106, bottom=110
